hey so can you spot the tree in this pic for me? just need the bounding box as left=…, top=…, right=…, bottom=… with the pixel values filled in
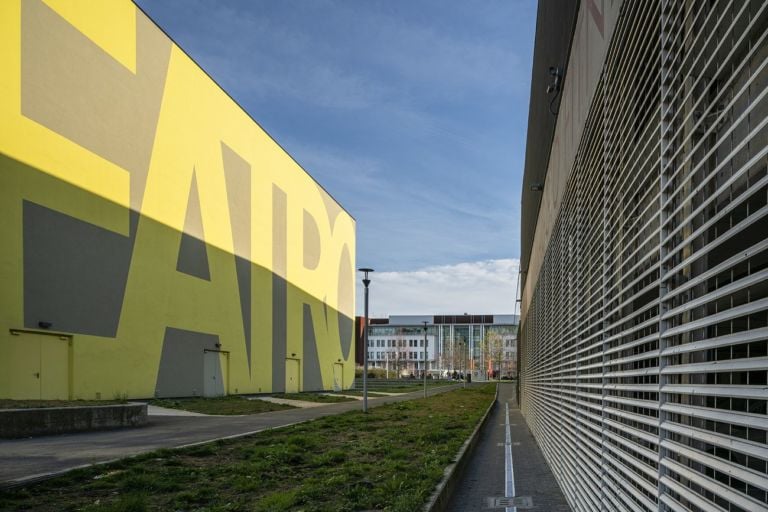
left=485, top=330, right=505, bottom=379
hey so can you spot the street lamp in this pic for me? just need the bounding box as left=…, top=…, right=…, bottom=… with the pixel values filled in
left=462, top=335, right=467, bottom=389
left=422, top=321, right=428, bottom=398
left=358, top=268, right=374, bottom=413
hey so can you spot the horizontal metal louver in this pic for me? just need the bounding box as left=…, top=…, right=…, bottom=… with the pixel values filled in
left=520, top=1, right=768, bottom=511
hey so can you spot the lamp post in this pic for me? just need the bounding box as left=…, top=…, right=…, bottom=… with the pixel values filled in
left=462, top=335, right=467, bottom=389
left=358, top=268, right=374, bottom=413
left=451, top=334, right=456, bottom=374
left=422, top=321, right=428, bottom=398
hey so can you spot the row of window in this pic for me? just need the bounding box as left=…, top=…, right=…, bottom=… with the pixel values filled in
left=369, top=338, right=425, bottom=348
left=368, top=351, right=425, bottom=360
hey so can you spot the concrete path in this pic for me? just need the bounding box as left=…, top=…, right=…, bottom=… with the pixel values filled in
left=252, top=396, right=326, bottom=408
left=0, top=384, right=461, bottom=487
left=147, top=405, right=208, bottom=417
left=446, top=383, right=570, bottom=511
left=320, top=393, right=363, bottom=400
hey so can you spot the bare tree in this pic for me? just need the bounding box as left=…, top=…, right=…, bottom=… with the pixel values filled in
left=485, top=330, right=505, bottom=379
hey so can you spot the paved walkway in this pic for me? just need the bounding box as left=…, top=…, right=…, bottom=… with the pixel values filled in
left=447, top=383, right=571, bottom=511
left=320, top=393, right=363, bottom=400
left=147, top=405, right=208, bottom=416
left=0, top=385, right=460, bottom=487
left=252, top=396, right=327, bottom=408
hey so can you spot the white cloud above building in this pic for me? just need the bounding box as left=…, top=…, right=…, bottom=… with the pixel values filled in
left=356, top=258, right=520, bottom=317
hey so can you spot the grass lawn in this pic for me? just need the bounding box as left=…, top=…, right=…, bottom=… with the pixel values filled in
left=0, top=384, right=496, bottom=512
left=0, top=399, right=126, bottom=409
left=367, top=381, right=457, bottom=393
left=150, top=396, right=295, bottom=415
left=277, top=392, right=357, bottom=403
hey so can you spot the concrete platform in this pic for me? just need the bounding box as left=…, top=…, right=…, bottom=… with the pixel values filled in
left=0, top=403, right=147, bottom=439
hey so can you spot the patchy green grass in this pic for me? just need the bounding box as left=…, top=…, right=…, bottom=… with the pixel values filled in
left=0, top=385, right=496, bottom=512
left=0, top=399, right=126, bottom=409
left=364, top=381, right=457, bottom=393
left=150, top=396, right=295, bottom=415
left=277, top=393, right=357, bottom=403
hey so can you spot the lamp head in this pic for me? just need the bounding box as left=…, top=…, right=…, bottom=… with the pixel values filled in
left=358, top=267, right=374, bottom=287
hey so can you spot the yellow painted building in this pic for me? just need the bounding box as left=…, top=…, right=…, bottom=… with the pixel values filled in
left=0, top=0, right=356, bottom=399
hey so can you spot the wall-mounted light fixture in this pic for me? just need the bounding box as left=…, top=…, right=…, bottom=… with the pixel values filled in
left=546, top=66, right=562, bottom=94
left=547, top=66, right=563, bottom=115
left=530, top=183, right=544, bottom=192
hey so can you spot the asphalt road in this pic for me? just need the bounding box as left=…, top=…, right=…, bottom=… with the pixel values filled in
left=0, top=384, right=460, bottom=487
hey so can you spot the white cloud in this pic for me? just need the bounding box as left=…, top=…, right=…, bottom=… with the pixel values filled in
left=356, top=259, right=520, bottom=317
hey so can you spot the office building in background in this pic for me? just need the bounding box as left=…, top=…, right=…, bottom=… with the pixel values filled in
left=357, top=314, right=518, bottom=379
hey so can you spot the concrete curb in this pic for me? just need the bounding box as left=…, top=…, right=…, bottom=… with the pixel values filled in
left=423, top=384, right=499, bottom=512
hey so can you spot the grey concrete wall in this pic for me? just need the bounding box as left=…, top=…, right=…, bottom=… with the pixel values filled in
left=0, top=403, right=147, bottom=438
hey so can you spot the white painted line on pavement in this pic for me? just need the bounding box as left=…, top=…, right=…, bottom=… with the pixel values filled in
left=505, top=401, right=516, bottom=512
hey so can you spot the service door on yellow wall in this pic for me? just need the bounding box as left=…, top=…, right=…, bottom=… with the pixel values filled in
left=332, top=363, right=343, bottom=391
left=203, top=350, right=227, bottom=397
left=3, top=332, right=69, bottom=400
left=285, top=359, right=300, bottom=393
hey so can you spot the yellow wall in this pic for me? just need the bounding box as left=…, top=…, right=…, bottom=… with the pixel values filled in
left=0, top=0, right=356, bottom=399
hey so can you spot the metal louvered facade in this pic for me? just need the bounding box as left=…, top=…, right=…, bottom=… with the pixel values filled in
left=519, top=1, right=768, bottom=511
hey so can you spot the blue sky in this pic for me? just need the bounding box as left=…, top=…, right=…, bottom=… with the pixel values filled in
left=136, top=0, right=535, bottom=315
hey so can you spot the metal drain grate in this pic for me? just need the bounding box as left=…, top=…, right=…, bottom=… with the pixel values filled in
left=486, top=496, right=534, bottom=509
